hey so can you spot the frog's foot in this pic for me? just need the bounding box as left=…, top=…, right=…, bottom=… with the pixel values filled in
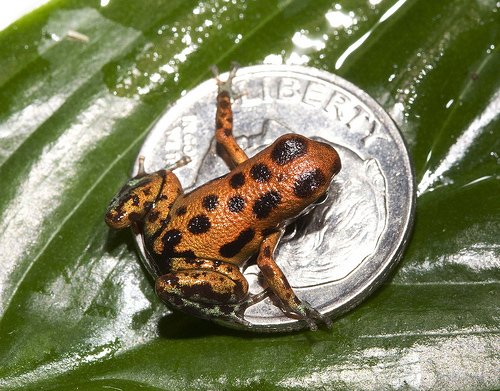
left=214, top=290, right=270, bottom=327
left=257, top=231, right=333, bottom=331
left=134, top=155, right=147, bottom=178
left=220, top=290, right=270, bottom=327
left=210, top=62, right=240, bottom=94
left=167, top=297, right=255, bottom=328
left=281, top=300, right=333, bottom=331
left=161, top=292, right=268, bottom=328
left=166, top=155, right=191, bottom=172
left=134, top=155, right=191, bottom=178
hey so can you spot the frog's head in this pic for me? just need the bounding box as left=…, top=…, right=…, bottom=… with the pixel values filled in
left=105, top=173, right=161, bottom=229
left=105, top=170, right=182, bottom=230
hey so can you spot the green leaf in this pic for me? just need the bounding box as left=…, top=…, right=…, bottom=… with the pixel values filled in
left=1, top=0, right=499, bottom=389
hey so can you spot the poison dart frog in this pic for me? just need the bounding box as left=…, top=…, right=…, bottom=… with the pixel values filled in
left=105, top=64, right=341, bottom=331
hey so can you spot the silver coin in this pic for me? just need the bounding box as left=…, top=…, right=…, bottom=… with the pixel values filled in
left=133, top=65, right=415, bottom=332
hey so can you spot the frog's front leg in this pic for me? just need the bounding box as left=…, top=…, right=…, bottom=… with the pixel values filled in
left=155, top=258, right=256, bottom=325
left=212, top=63, right=248, bottom=166
left=257, top=231, right=333, bottom=331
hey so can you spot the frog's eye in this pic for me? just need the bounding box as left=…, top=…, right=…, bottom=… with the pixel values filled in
left=312, top=192, right=328, bottom=205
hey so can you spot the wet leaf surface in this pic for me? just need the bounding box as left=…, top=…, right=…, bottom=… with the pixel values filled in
left=0, top=0, right=499, bottom=389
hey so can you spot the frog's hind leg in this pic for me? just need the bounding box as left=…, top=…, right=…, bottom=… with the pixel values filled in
left=155, top=258, right=257, bottom=326
left=257, top=231, right=333, bottom=331
left=211, top=63, right=248, bottom=166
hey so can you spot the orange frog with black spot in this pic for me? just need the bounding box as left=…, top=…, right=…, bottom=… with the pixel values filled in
left=105, top=65, right=341, bottom=330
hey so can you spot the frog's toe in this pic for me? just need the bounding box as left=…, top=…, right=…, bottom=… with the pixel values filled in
left=210, top=64, right=220, bottom=81
left=316, top=311, right=333, bottom=330
left=294, top=301, right=333, bottom=331
left=228, top=61, right=240, bottom=79
left=211, top=63, right=240, bottom=96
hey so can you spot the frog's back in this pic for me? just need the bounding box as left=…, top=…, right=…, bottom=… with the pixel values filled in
left=145, top=134, right=340, bottom=267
